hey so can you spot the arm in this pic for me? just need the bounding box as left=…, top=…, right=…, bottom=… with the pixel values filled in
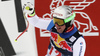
left=23, top=2, right=54, bottom=31
left=27, top=14, right=54, bottom=30
left=73, top=37, right=86, bottom=56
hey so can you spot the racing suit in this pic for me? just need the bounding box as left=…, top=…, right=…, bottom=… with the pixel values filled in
left=27, top=14, right=86, bottom=56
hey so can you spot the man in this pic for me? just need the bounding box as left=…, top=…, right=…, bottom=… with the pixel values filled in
left=23, top=2, right=86, bottom=56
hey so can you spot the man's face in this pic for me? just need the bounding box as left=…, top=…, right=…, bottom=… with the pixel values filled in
left=55, top=23, right=66, bottom=33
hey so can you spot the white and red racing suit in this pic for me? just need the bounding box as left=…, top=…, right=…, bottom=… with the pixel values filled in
left=27, top=14, right=86, bottom=56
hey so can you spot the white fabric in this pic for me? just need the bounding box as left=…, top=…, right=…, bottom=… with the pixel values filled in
left=73, top=37, right=86, bottom=56
left=27, top=14, right=52, bottom=30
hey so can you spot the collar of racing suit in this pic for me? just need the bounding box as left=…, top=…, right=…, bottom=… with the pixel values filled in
left=65, top=24, right=74, bottom=33
left=58, top=25, right=78, bottom=39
